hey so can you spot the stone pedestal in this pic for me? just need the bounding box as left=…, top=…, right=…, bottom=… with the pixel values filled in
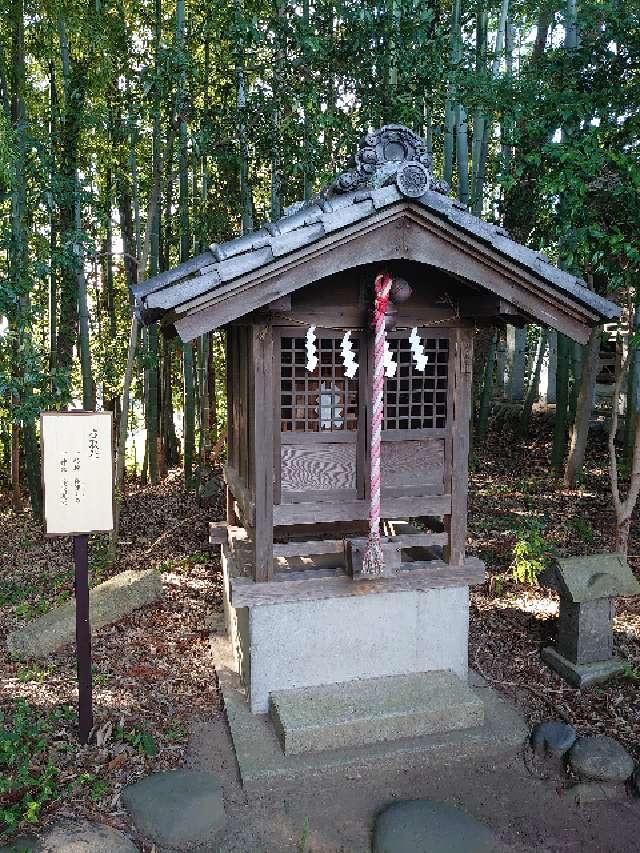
left=222, top=545, right=469, bottom=713
left=541, top=647, right=626, bottom=688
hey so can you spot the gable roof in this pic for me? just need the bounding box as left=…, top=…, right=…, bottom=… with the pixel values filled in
left=132, top=125, right=619, bottom=344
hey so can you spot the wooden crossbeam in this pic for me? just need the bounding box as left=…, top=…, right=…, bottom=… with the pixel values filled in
left=230, top=557, right=485, bottom=607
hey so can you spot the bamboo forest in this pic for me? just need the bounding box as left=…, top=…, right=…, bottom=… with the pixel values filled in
left=1, top=0, right=640, bottom=848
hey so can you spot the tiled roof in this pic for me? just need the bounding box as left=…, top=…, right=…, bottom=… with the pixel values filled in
left=131, top=125, right=619, bottom=328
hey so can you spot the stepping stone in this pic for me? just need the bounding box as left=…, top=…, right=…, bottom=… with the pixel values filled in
left=568, top=736, right=634, bottom=783
left=531, top=720, right=576, bottom=758
left=7, top=569, right=162, bottom=659
left=373, top=799, right=498, bottom=853
left=270, top=671, right=484, bottom=755
left=121, top=769, right=224, bottom=850
left=0, top=821, right=137, bottom=852
left=0, top=837, right=40, bottom=853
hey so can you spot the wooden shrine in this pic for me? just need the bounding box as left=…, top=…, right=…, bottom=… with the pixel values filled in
left=133, top=125, right=618, bottom=715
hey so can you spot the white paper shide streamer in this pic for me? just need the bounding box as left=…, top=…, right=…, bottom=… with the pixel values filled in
left=340, top=330, right=358, bottom=378
left=409, top=327, right=429, bottom=371
left=383, top=339, right=397, bottom=378
left=305, top=325, right=318, bottom=372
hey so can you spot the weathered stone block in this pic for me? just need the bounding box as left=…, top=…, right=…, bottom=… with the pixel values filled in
left=7, top=569, right=162, bottom=660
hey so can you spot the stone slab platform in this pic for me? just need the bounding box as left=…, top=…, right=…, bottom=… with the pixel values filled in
left=210, top=636, right=527, bottom=791
left=269, top=670, right=485, bottom=755
left=542, top=647, right=627, bottom=688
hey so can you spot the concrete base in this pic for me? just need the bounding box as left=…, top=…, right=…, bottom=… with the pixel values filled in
left=223, top=548, right=470, bottom=713
left=211, top=635, right=528, bottom=790
left=541, top=647, right=627, bottom=687
left=270, top=671, right=484, bottom=755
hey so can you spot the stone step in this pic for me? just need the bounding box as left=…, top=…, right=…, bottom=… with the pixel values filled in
left=269, top=670, right=485, bottom=755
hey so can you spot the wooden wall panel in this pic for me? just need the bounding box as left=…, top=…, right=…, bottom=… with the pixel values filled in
left=381, top=439, right=444, bottom=493
left=281, top=444, right=357, bottom=498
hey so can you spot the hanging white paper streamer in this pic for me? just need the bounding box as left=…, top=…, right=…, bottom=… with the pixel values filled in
left=383, top=338, right=397, bottom=377
left=305, top=325, right=318, bottom=372
left=409, top=327, right=429, bottom=371
left=340, top=330, right=358, bottom=378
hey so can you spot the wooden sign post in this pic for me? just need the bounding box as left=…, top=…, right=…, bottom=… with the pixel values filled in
left=41, top=411, right=114, bottom=744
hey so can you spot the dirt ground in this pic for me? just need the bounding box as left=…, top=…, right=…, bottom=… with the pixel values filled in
left=190, top=712, right=640, bottom=853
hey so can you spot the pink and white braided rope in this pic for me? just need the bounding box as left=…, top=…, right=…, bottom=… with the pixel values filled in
left=362, top=273, right=392, bottom=575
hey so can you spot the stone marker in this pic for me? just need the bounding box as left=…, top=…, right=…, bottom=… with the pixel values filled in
left=531, top=720, right=577, bottom=758
left=0, top=820, right=138, bottom=853
left=373, top=799, right=498, bottom=853
left=540, top=554, right=640, bottom=687
left=568, top=736, right=634, bottom=784
left=121, top=769, right=224, bottom=850
left=7, top=569, right=162, bottom=660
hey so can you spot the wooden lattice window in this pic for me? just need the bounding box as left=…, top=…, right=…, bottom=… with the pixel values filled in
left=280, top=335, right=360, bottom=432
left=383, top=333, right=450, bottom=430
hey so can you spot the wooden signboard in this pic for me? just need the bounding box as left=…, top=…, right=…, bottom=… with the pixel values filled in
left=41, top=411, right=114, bottom=536
left=40, top=410, right=114, bottom=744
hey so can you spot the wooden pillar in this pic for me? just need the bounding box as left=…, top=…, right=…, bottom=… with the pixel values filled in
left=449, top=326, right=474, bottom=567
left=251, top=323, right=274, bottom=581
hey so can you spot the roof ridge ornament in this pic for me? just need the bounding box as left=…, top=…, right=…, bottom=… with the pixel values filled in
left=326, top=124, right=450, bottom=199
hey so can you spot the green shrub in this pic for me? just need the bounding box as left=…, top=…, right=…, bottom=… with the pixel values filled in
left=114, top=724, right=157, bottom=757
left=511, top=521, right=553, bottom=585
left=0, top=701, right=73, bottom=835
left=567, top=517, right=596, bottom=544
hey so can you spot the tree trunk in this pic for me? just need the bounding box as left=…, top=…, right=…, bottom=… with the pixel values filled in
left=199, top=333, right=211, bottom=470
left=540, top=329, right=557, bottom=404
left=608, top=349, right=640, bottom=557
left=520, top=328, right=547, bottom=435
left=472, top=0, right=509, bottom=216
left=10, top=0, right=43, bottom=518
left=471, top=3, right=487, bottom=208
left=270, top=0, right=285, bottom=221
left=76, top=195, right=94, bottom=411
left=455, top=104, right=469, bottom=206
left=552, top=332, right=571, bottom=472
left=443, top=0, right=461, bottom=190
left=506, top=325, right=526, bottom=400
left=56, top=18, right=85, bottom=387
left=162, top=334, right=179, bottom=466
left=476, top=331, right=497, bottom=441
left=176, top=0, right=195, bottom=487
left=565, top=325, right=600, bottom=487
left=183, top=342, right=196, bottom=488
left=49, top=62, right=58, bottom=374
left=235, top=0, right=253, bottom=235
left=624, top=294, right=640, bottom=465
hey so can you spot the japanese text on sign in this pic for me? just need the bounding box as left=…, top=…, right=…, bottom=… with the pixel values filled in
left=41, top=412, right=114, bottom=535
